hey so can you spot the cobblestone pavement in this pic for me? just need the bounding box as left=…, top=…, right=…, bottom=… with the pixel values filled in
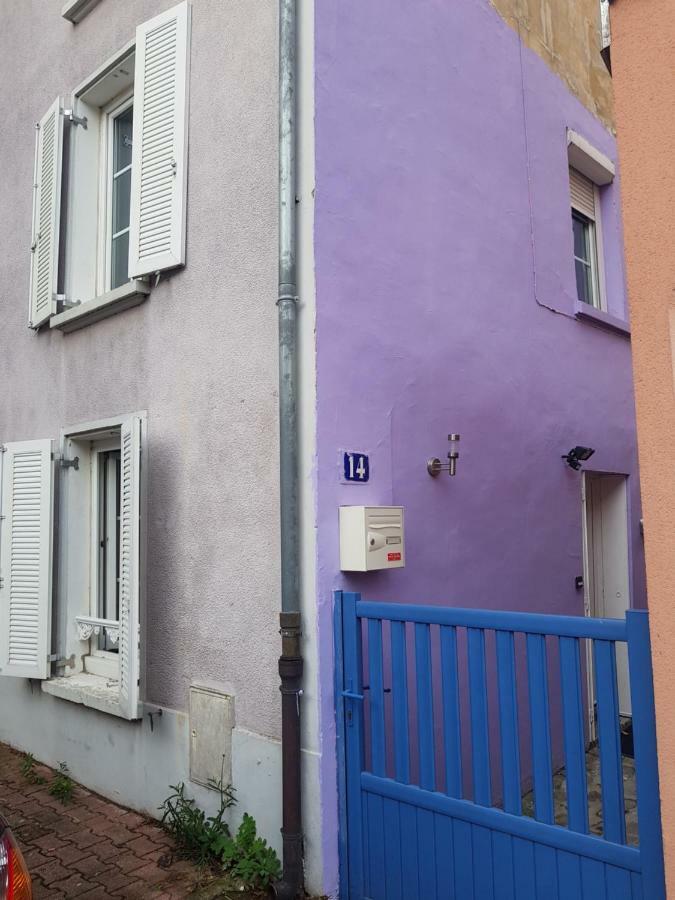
left=522, top=746, right=638, bottom=844
left=0, top=743, right=217, bottom=898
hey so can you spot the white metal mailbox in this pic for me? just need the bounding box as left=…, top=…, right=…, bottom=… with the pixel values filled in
left=339, top=506, right=405, bottom=572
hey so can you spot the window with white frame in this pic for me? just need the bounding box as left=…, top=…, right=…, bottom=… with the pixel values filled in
left=566, top=130, right=616, bottom=314
left=28, top=1, right=191, bottom=331
left=0, top=415, right=144, bottom=720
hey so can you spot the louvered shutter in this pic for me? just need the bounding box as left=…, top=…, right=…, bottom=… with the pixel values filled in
left=128, top=1, right=191, bottom=279
left=29, top=100, right=63, bottom=328
left=118, top=416, right=142, bottom=720
left=0, top=441, right=54, bottom=680
left=569, top=168, right=596, bottom=220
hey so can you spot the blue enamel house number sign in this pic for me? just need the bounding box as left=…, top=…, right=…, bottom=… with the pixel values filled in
left=343, top=451, right=370, bottom=483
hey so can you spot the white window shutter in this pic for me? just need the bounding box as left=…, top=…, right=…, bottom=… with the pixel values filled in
left=29, top=99, right=63, bottom=328
left=569, top=168, right=596, bottom=220
left=118, top=416, right=142, bottom=720
left=0, top=441, right=54, bottom=680
left=128, top=1, right=191, bottom=279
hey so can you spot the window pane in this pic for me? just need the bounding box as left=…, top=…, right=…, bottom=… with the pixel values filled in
left=112, top=168, right=131, bottom=235
left=113, top=106, right=133, bottom=173
left=111, top=231, right=130, bottom=289
left=575, top=258, right=592, bottom=305
left=572, top=214, right=589, bottom=262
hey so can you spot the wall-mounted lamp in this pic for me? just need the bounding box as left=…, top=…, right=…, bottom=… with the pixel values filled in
left=427, top=434, right=460, bottom=477
left=562, top=446, right=595, bottom=471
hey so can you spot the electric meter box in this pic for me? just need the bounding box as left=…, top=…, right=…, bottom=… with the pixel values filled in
left=339, top=506, right=405, bottom=572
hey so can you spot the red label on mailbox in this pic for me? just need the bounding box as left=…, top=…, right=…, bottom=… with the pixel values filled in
left=387, top=552, right=402, bottom=562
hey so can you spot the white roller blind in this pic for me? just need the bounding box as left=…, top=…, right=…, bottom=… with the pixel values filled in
left=29, top=100, right=63, bottom=328
left=118, top=416, right=142, bottom=720
left=128, top=1, right=191, bottom=278
left=569, top=168, right=596, bottom=220
left=0, top=440, right=54, bottom=679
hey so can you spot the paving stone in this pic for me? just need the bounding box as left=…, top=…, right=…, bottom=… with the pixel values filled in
left=33, top=859, right=72, bottom=886
left=125, top=834, right=160, bottom=856
left=68, top=830, right=107, bottom=850
left=50, top=874, right=98, bottom=897
left=111, top=850, right=149, bottom=874
left=71, top=856, right=116, bottom=880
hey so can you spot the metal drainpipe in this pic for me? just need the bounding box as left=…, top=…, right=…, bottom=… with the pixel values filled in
left=275, top=0, right=303, bottom=898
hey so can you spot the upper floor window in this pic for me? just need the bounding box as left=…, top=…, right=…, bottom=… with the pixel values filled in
left=27, top=1, right=191, bottom=332
left=567, top=131, right=616, bottom=315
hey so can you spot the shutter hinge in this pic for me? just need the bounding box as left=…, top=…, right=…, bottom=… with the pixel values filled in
left=53, top=453, right=79, bottom=471
left=61, top=108, right=88, bottom=130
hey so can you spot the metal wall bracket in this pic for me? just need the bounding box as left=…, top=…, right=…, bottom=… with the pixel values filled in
left=61, top=109, right=88, bottom=130
left=58, top=455, right=79, bottom=471
left=48, top=653, right=76, bottom=669
left=54, top=294, right=82, bottom=309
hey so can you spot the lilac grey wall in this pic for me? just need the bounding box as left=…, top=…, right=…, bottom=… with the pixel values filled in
left=312, top=1, right=644, bottom=893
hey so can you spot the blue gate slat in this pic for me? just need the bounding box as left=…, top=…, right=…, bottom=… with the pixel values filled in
left=559, top=636, right=589, bottom=834
left=472, top=825, right=494, bottom=899
left=526, top=633, right=554, bottom=824
left=491, top=831, right=515, bottom=900
left=333, top=592, right=350, bottom=900
left=400, top=803, right=420, bottom=900
left=367, top=793, right=386, bottom=900
left=496, top=630, right=521, bottom=815
left=363, top=781, right=371, bottom=899
left=626, top=610, right=666, bottom=900
left=339, top=592, right=365, bottom=898
left=512, top=837, right=536, bottom=899
left=453, top=819, right=474, bottom=900
left=440, top=624, right=463, bottom=798
left=605, top=865, right=632, bottom=898
left=382, top=797, right=402, bottom=900
left=417, top=809, right=437, bottom=897
left=368, top=618, right=386, bottom=777
left=390, top=620, right=411, bottom=784
left=593, top=639, right=626, bottom=844
left=630, top=871, right=644, bottom=900
left=415, top=623, right=436, bottom=791
left=557, top=849, right=582, bottom=900
left=580, top=857, right=607, bottom=899
left=468, top=627, right=491, bottom=806
left=534, top=844, right=558, bottom=899
left=434, top=813, right=454, bottom=896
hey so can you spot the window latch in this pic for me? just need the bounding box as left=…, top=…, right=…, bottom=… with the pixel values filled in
left=61, top=108, right=88, bottom=130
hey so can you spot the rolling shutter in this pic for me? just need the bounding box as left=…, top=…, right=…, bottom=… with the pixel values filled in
left=0, top=441, right=54, bottom=679
left=118, top=416, right=142, bottom=720
left=128, top=1, right=191, bottom=279
left=29, top=100, right=63, bottom=328
left=569, top=168, right=596, bottom=220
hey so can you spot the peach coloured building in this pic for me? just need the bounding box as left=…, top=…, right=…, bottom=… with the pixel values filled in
left=611, top=1, right=675, bottom=895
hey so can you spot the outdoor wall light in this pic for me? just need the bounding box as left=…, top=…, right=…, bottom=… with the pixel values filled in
left=427, top=434, right=461, bottom=477
left=562, top=446, right=595, bottom=471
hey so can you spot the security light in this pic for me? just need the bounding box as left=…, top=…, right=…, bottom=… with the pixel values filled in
left=562, top=446, right=595, bottom=471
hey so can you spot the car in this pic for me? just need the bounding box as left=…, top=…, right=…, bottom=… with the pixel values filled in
left=0, top=816, right=31, bottom=900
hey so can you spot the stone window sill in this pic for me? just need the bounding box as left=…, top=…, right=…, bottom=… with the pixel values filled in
left=42, top=673, right=126, bottom=719
left=574, top=301, right=631, bottom=337
left=50, top=281, right=150, bottom=334
left=61, top=0, right=103, bottom=24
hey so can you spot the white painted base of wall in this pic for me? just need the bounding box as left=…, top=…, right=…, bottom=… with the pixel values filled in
left=0, top=680, right=324, bottom=895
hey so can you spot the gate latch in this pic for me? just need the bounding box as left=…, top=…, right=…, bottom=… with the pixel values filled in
left=341, top=690, right=364, bottom=701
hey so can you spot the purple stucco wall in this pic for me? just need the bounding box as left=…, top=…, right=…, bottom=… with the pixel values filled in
left=313, top=1, right=644, bottom=893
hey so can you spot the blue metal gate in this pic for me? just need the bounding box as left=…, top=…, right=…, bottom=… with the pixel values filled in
left=334, top=591, right=665, bottom=899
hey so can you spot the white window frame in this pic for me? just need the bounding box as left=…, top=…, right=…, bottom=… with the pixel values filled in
left=571, top=197, right=604, bottom=311
left=87, top=436, right=121, bottom=679
left=97, top=89, right=134, bottom=297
